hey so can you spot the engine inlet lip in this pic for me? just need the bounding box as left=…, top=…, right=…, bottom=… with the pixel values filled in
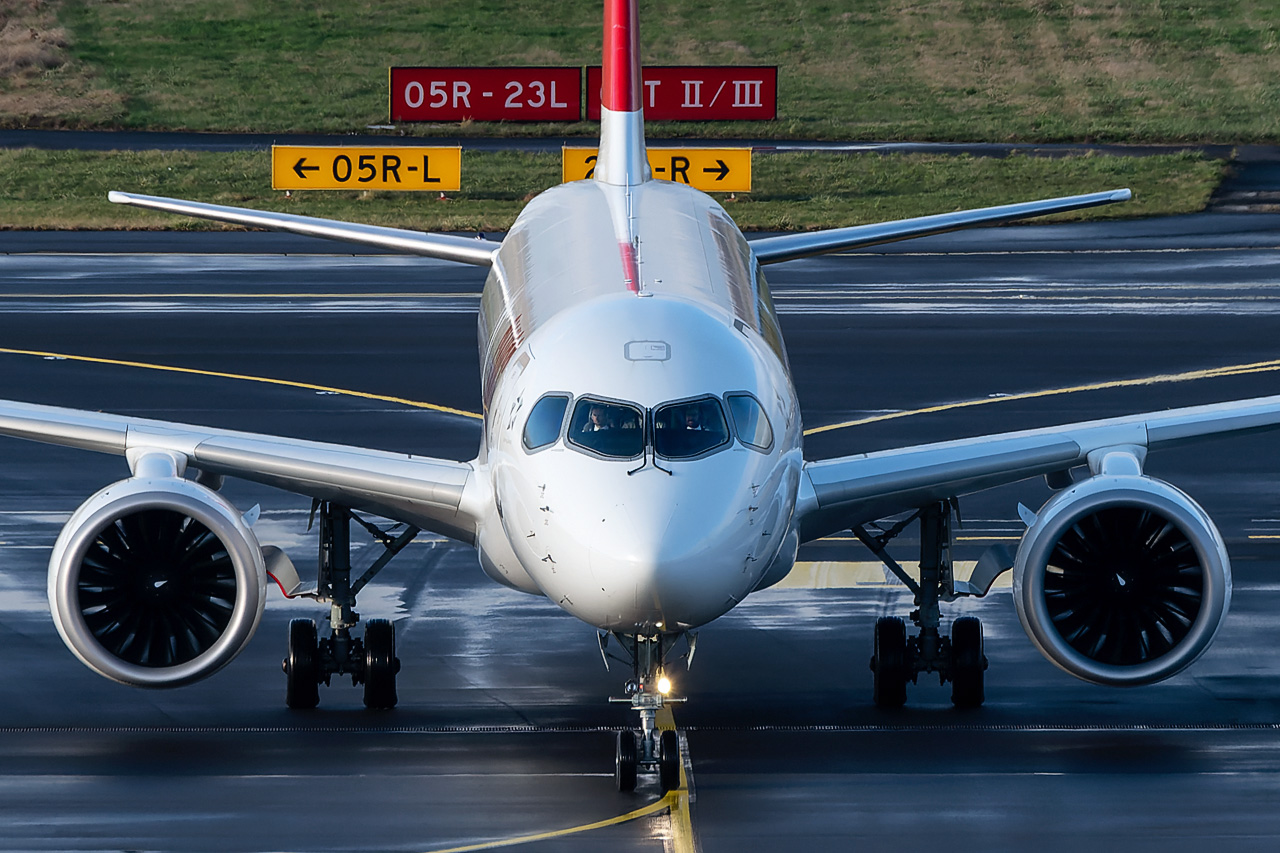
left=1014, top=477, right=1231, bottom=687
left=48, top=478, right=266, bottom=688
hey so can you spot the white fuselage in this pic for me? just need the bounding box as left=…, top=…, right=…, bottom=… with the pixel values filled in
left=469, top=178, right=804, bottom=634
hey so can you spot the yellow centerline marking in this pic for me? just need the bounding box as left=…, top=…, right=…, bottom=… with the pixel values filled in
left=1249, top=535, right=1280, bottom=540
left=12, top=344, right=1271, bottom=442
left=0, top=347, right=482, bottom=420
left=419, top=707, right=695, bottom=853
left=805, top=357, right=1280, bottom=436
left=417, top=798, right=671, bottom=853
left=657, top=706, right=697, bottom=853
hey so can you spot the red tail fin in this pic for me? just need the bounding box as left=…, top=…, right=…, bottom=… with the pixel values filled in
left=595, top=0, right=649, bottom=186
left=602, top=0, right=641, bottom=112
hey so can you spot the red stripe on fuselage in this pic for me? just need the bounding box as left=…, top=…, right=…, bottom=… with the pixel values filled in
left=602, top=0, right=641, bottom=112
left=618, top=241, right=640, bottom=293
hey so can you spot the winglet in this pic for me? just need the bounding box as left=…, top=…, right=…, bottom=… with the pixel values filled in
left=594, top=0, right=650, bottom=186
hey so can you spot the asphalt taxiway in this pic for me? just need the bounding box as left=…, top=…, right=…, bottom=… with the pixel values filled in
left=2, top=214, right=1280, bottom=850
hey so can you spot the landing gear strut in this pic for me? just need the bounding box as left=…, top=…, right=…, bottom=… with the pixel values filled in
left=855, top=500, right=999, bottom=709
left=281, top=502, right=417, bottom=710
left=607, top=633, right=685, bottom=793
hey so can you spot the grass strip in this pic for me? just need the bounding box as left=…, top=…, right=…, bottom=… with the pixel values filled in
left=0, top=149, right=1224, bottom=232
left=7, top=0, right=1277, bottom=142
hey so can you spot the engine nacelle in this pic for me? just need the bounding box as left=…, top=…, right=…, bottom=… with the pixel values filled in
left=1013, top=473, right=1231, bottom=686
left=48, top=475, right=268, bottom=688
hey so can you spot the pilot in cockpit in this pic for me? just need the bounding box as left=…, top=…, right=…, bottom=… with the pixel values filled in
left=584, top=405, right=612, bottom=431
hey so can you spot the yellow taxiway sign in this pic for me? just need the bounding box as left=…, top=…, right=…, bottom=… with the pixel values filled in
left=562, top=147, right=751, bottom=192
left=271, top=145, right=461, bottom=191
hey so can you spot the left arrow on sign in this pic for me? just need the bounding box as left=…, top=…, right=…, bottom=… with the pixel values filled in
left=292, top=158, right=320, bottom=180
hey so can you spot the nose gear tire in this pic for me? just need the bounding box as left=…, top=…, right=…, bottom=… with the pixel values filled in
left=659, top=729, right=680, bottom=793
left=615, top=730, right=638, bottom=792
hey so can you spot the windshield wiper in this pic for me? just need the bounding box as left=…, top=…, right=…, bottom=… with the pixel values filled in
left=627, top=410, right=672, bottom=476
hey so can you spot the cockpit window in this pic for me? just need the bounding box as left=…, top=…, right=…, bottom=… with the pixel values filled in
left=567, top=399, right=645, bottom=458
left=727, top=394, right=773, bottom=451
left=523, top=394, right=569, bottom=450
left=653, top=397, right=730, bottom=459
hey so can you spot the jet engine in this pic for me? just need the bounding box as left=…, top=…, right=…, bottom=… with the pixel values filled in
left=47, top=466, right=267, bottom=688
left=1013, top=470, right=1231, bottom=687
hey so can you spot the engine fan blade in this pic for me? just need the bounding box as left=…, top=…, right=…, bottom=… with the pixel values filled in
left=77, top=509, right=238, bottom=668
left=1044, top=507, right=1203, bottom=666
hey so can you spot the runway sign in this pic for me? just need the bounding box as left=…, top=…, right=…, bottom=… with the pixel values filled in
left=586, top=66, right=777, bottom=120
left=390, top=67, right=581, bottom=122
left=562, top=147, right=752, bottom=192
left=271, top=145, right=461, bottom=191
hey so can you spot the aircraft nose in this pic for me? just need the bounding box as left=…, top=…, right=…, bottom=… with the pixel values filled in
left=568, top=478, right=760, bottom=630
left=509, top=449, right=790, bottom=633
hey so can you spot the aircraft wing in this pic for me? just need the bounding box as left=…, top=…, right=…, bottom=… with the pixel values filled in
left=797, top=394, right=1280, bottom=542
left=751, top=189, right=1131, bottom=265
left=0, top=399, right=479, bottom=543
left=109, top=191, right=500, bottom=266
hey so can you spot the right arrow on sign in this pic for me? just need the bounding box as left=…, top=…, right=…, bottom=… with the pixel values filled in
left=560, top=147, right=750, bottom=192
left=703, top=159, right=730, bottom=181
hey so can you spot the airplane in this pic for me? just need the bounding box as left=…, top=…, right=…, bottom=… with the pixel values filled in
left=0, top=0, right=1271, bottom=794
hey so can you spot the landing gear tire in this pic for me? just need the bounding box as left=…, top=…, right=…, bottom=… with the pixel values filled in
left=285, top=618, right=320, bottom=710
left=615, top=730, right=638, bottom=792
left=362, top=618, right=399, bottom=710
left=659, top=729, right=680, bottom=793
left=871, top=616, right=908, bottom=709
left=950, top=616, right=986, bottom=708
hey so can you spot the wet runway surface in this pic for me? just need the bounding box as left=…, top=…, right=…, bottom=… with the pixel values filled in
left=2, top=214, right=1280, bottom=850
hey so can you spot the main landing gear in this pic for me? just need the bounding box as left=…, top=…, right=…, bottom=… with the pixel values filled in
left=854, top=500, right=1009, bottom=709
left=281, top=502, right=419, bottom=710
left=604, top=632, right=687, bottom=793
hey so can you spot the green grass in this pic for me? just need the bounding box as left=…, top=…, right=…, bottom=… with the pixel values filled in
left=0, top=149, right=1224, bottom=231
left=5, top=0, right=1274, bottom=141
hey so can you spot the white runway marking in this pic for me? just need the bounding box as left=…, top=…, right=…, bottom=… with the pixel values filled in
left=5, top=249, right=1280, bottom=314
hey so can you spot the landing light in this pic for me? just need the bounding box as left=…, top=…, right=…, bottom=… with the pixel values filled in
left=658, top=675, right=672, bottom=696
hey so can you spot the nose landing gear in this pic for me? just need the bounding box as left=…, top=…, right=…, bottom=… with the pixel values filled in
left=607, top=633, right=685, bottom=793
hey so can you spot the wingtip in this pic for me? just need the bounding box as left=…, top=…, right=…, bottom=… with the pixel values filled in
left=1112, top=188, right=1133, bottom=202
left=107, top=191, right=129, bottom=204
